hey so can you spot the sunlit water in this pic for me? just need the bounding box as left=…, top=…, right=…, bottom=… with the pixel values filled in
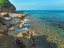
left=17, top=10, right=64, bottom=48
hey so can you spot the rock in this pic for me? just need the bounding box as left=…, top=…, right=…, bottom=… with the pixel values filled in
left=3, top=17, right=11, bottom=21
left=17, top=20, right=24, bottom=28
left=20, top=20, right=24, bottom=25
left=0, top=12, right=9, bottom=17
left=10, top=14, right=27, bottom=18
left=22, top=14, right=27, bottom=17
left=9, top=27, right=15, bottom=31
left=16, top=23, right=24, bottom=29
left=16, top=18, right=21, bottom=23
left=10, top=18, right=18, bottom=25
left=0, top=25, right=7, bottom=34
left=19, top=24, right=24, bottom=28
left=0, top=34, right=15, bottom=48
left=16, top=39, right=26, bottom=48
left=0, top=17, right=6, bottom=25
left=16, top=31, right=35, bottom=48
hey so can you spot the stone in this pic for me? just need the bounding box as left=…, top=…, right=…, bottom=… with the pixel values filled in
left=9, top=27, right=15, bottom=31
left=0, top=17, right=6, bottom=25
left=0, top=12, right=9, bottom=17
left=16, top=31, right=35, bottom=48
left=0, top=25, right=7, bottom=35
left=20, top=20, right=24, bottom=25
left=22, top=14, right=27, bottom=17
left=0, top=34, right=15, bottom=48
left=3, top=17, right=11, bottom=21
left=17, top=20, right=24, bottom=28
left=19, top=24, right=24, bottom=28
left=10, top=14, right=27, bottom=18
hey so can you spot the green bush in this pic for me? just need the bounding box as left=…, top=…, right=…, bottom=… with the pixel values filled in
left=0, top=0, right=11, bottom=8
left=0, top=0, right=6, bottom=4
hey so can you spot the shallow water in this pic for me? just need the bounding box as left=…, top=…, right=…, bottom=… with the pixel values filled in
left=17, top=10, right=64, bottom=48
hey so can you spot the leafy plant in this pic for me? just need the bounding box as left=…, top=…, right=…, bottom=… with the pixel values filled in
left=0, top=0, right=6, bottom=4
left=0, top=0, right=11, bottom=8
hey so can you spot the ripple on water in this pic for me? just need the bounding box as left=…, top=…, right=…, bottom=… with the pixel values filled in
left=29, top=15, right=64, bottom=48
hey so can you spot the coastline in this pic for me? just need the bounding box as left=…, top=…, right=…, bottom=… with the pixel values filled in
left=0, top=12, right=37, bottom=48
left=0, top=11, right=64, bottom=48
left=29, top=14, right=64, bottom=48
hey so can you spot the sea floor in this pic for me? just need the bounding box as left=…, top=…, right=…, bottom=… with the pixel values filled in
left=28, top=15, right=64, bottom=48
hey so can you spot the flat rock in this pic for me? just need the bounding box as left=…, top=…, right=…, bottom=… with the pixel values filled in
left=0, top=34, right=15, bottom=48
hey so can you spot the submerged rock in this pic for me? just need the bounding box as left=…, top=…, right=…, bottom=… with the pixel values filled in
left=16, top=28, right=30, bottom=33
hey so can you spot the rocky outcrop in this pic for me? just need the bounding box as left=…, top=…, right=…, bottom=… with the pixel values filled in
left=0, top=34, right=16, bottom=48
left=0, top=12, right=34, bottom=48
left=0, top=25, right=15, bottom=48
left=0, top=12, right=9, bottom=17
left=16, top=31, right=36, bottom=48
left=0, top=0, right=16, bottom=13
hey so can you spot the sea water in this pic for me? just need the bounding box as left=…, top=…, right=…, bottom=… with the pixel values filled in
left=17, top=10, right=64, bottom=48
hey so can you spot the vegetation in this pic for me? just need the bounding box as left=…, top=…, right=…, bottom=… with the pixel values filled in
left=0, top=0, right=12, bottom=8
left=0, top=0, right=7, bottom=4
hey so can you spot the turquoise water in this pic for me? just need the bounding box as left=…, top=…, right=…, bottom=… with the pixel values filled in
left=17, top=10, right=64, bottom=48
left=23, top=10, right=64, bottom=36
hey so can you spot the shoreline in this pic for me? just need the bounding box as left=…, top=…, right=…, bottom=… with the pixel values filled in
left=0, top=11, right=64, bottom=48
left=0, top=12, right=37, bottom=48
left=29, top=14, right=64, bottom=48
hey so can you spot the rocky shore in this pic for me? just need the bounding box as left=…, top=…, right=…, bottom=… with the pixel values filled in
left=0, top=12, right=37, bottom=48
left=0, top=0, right=38, bottom=48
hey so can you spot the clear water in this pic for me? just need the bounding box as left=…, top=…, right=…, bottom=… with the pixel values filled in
left=17, top=10, right=64, bottom=48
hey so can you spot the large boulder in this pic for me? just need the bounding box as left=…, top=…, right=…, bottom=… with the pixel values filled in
left=0, top=34, right=15, bottom=48
left=16, top=31, right=34, bottom=48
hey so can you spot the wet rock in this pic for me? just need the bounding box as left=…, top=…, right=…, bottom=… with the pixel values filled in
left=16, top=39, right=26, bottom=48
left=3, top=17, right=11, bottom=21
left=9, top=27, right=15, bottom=31
left=22, top=14, right=28, bottom=17
left=23, top=19, right=29, bottom=24
left=17, top=20, right=24, bottom=28
left=0, top=34, right=15, bottom=48
left=16, top=28, right=30, bottom=33
left=19, top=24, right=24, bottom=28
left=0, top=17, right=6, bottom=25
left=16, top=31, right=35, bottom=48
left=0, top=25, right=7, bottom=35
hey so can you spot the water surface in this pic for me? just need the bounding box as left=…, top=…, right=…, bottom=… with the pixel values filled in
left=17, top=10, right=64, bottom=48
